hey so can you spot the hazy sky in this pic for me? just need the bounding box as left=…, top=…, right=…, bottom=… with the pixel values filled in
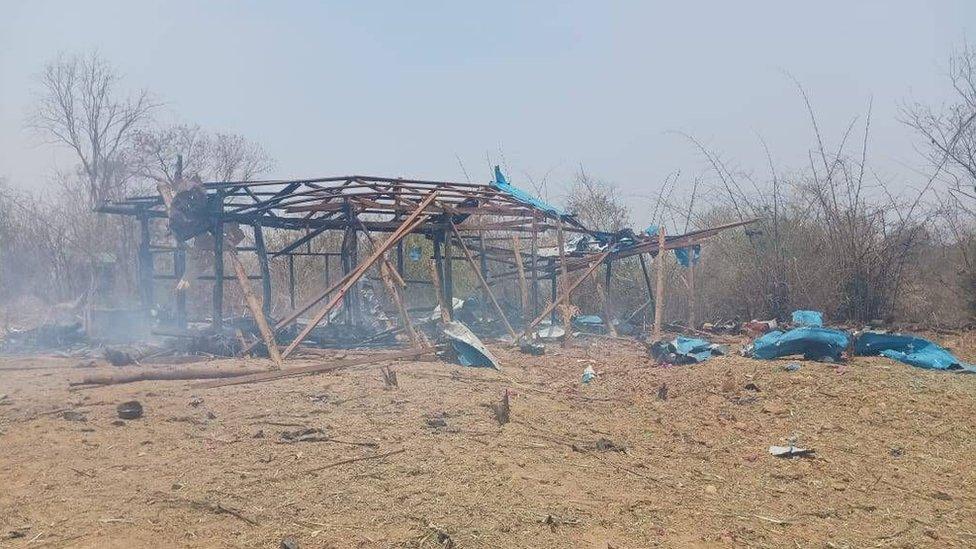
left=1, top=0, right=973, bottom=219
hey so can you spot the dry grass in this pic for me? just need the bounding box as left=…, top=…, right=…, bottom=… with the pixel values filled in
left=1, top=336, right=975, bottom=548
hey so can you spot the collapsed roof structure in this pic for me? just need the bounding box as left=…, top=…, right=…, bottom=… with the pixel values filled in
left=98, top=166, right=756, bottom=364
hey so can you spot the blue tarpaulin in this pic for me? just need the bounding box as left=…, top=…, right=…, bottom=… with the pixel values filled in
left=674, top=245, right=701, bottom=267
left=791, top=310, right=824, bottom=327
left=749, top=327, right=850, bottom=361
left=673, top=336, right=716, bottom=363
left=645, top=225, right=701, bottom=267
left=492, top=166, right=565, bottom=217
left=855, top=332, right=975, bottom=372
left=651, top=336, right=726, bottom=364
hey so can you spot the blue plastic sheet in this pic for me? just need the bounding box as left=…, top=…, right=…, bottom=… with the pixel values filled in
left=645, top=226, right=700, bottom=267
left=674, top=245, right=701, bottom=267
left=492, top=166, right=565, bottom=217
left=791, top=310, right=824, bottom=327
left=673, top=336, right=715, bottom=363
left=750, top=327, right=850, bottom=361
left=855, top=332, right=975, bottom=372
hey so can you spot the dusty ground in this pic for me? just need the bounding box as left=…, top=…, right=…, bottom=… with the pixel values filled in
left=1, top=334, right=975, bottom=548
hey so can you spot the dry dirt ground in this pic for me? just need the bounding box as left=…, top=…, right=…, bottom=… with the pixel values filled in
left=1, top=334, right=975, bottom=548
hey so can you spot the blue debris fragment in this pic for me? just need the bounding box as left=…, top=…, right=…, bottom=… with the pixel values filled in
left=791, top=310, right=824, bottom=327
left=855, top=332, right=975, bottom=372
left=748, top=327, right=850, bottom=362
left=652, top=336, right=726, bottom=364
left=442, top=321, right=500, bottom=369
left=491, top=166, right=564, bottom=217
left=673, top=245, right=701, bottom=267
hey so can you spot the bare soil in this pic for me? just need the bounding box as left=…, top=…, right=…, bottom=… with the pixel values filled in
left=1, top=334, right=975, bottom=548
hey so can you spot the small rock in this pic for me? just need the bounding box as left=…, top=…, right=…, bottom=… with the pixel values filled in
left=744, top=382, right=760, bottom=392
left=426, top=417, right=448, bottom=429
left=930, top=491, right=953, bottom=501
left=61, top=410, right=87, bottom=422
left=704, top=484, right=717, bottom=494
left=280, top=536, right=299, bottom=549
left=595, top=437, right=625, bottom=452
left=252, top=429, right=265, bottom=438
left=783, top=362, right=801, bottom=372
left=188, top=397, right=203, bottom=407
left=116, top=400, right=143, bottom=420
left=657, top=383, right=668, bottom=401
left=111, top=420, right=126, bottom=427
left=924, top=529, right=939, bottom=540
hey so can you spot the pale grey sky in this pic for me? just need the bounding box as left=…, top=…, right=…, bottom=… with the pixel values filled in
left=1, top=0, right=973, bottom=220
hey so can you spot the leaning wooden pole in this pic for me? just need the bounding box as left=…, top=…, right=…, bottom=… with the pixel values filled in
left=591, top=267, right=618, bottom=337
left=429, top=258, right=450, bottom=323
left=520, top=249, right=612, bottom=340
left=555, top=220, right=572, bottom=346
left=687, top=259, right=696, bottom=330
left=281, top=192, right=438, bottom=358
left=511, top=235, right=530, bottom=326
left=227, top=248, right=283, bottom=369
left=653, top=227, right=667, bottom=341
left=449, top=221, right=518, bottom=340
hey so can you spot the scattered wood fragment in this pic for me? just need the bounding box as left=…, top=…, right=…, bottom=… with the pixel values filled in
left=153, top=492, right=257, bottom=526
left=300, top=448, right=405, bottom=475
left=71, top=365, right=272, bottom=386
left=193, top=347, right=435, bottom=389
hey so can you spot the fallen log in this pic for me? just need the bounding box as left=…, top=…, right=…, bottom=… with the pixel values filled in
left=71, top=364, right=273, bottom=386
left=194, top=346, right=436, bottom=389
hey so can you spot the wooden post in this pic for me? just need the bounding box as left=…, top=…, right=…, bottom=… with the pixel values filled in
left=396, top=240, right=405, bottom=276
left=688, top=259, right=696, bottom=330
left=212, top=193, right=225, bottom=329
left=429, top=258, right=450, bottom=324
left=443, top=228, right=454, bottom=315
left=137, top=212, right=154, bottom=313
left=287, top=254, right=296, bottom=309
left=174, top=240, right=187, bottom=329
left=555, top=220, right=571, bottom=346
left=449, top=221, right=518, bottom=340
left=591, top=264, right=618, bottom=337
left=253, top=224, right=272, bottom=318
left=511, top=235, right=530, bottom=326
left=530, top=219, right=539, bottom=318
left=653, top=227, right=667, bottom=341
left=379, top=262, right=425, bottom=347
left=479, top=230, right=490, bottom=320
left=520, top=249, right=612, bottom=340
left=227, top=249, right=283, bottom=369
left=638, top=254, right=654, bottom=303
left=433, top=234, right=445, bottom=314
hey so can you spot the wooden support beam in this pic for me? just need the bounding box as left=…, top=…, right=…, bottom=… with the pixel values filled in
left=443, top=229, right=454, bottom=314
left=591, top=267, right=618, bottom=337
left=196, top=347, right=435, bottom=389
left=280, top=192, right=438, bottom=358
left=511, top=235, right=530, bottom=326
left=653, top=227, right=667, bottom=341
left=253, top=224, right=272, bottom=318
left=174, top=240, right=187, bottom=329
left=212, top=193, right=225, bottom=329
left=555, top=220, right=571, bottom=346
left=287, top=254, right=296, bottom=309
left=520, top=249, right=612, bottom=340
left=227, top=248, right=283, bottom=369
left=688, top=260, right=696, bottom=330
left=429, top=258, right=450, bottom=323
left=530, top=220, right=539, bottom=318
left=449, top=220, right=518, bottom=340
left=379, top=262, right=426, bottom=347
left=138, top=212, right=154, bottom=312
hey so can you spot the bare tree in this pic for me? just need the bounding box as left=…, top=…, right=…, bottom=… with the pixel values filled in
left=28, top=52, right=157, bottom=205
left=904, top=43, right=976, bottom=204
left=565, top=169, right=630, bottom=232
left=133, top=124, right=273, bottom=184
